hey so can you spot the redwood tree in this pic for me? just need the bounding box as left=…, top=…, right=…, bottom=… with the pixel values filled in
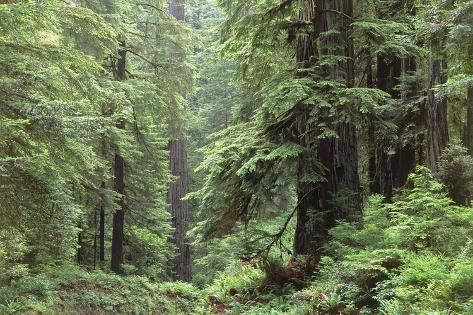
left=111, top=42, right=127, bottom=274
left=294, top=0, right=360, bottom=261
left=168, top=0, right=191, bottom=281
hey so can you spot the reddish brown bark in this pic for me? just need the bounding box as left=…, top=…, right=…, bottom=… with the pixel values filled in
left=426, top=58, right=448, bottom=172
left=294, top=0, right=360, bottom=259
left=168, top=139, right=191, bottom=281
left=168, top=0, right=191, bottom=281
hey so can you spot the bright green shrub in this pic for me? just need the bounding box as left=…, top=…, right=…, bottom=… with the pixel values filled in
left=316, top=167, right=473, bottom=314
left=205, top=261, right=264, bottom=303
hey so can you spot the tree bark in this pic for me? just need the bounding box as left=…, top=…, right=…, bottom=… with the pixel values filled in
left=293, top=0, right=318, bottom=258
left=426, top=56, right=448, bottom=172
left=77, top=223, right=83, bottom=264
left=168, top=0, right=191, bottom=281
left=466, top=85, right=473, bottom=154
left=373, top=55, right=398, bottom=197
left=168, top=139, right=191, bottom=281
left=366, top=53, right=378, bottom=194
left=111, top=42, right=127, bottom=274
left=294, top=0, right=360, bottom=261
left=99, top=180, right=105, bottom=262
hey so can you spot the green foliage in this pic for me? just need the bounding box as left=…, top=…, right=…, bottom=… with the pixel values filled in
left=205, top=261, right=264, bottom=303
left=0, top=0, right=193, bottom=278
left=0, top=264, right=206, bottom=314
left=313, top=167, right=473, bottom=314
left=0, top=228, right=29, bottom=285
left=220, top=166, right=473, bottom=315
left=439, top=143, right=473, bottom=205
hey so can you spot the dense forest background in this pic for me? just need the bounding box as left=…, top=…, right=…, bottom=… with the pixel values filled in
left=2, top=0, right=473, bottom=314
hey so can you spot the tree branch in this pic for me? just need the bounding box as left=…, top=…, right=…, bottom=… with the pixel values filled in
left=137, top=3, right=167, bottom=14
left=245, top=188, right=317, bottom=260
left=320, top=9, right=355, bottom=22
left=126, top=49, right=161, bottom=69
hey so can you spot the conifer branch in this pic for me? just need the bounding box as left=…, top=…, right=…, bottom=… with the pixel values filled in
left=246, top=188, right=316, bottom=259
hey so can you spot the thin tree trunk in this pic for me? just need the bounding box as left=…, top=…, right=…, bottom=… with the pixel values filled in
left=168, top=0, right=191, bottom=281
left=465, top=85, right=473, bottom=154
left=93, top=206, right=97, bottom=269
left=111, top=42, right=127, bottom=274
left=99, top=183, right=105, bottom=263
left=426, top=54, right=449, bottom=172
left=374, top=55, right=396, bottom=197
left=77, top=223, right=83, bottom=264
left=366, top=53, right=378, bottom=194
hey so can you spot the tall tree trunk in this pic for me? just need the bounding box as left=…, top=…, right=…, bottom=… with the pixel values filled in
left=99, top=181, right=105, bottom=262
left=373, top=55, right=397, bottom=197
left=374, top=54, right=416, bottom=196
left=466, top=85, right=473, bottom=154
left=372, top=0, right=418, bottom=195
left=168, top=139, right=191, bottom=281
left=111, top=42, right=127, bottom=274
left=393, top=57, right=417, bottom=187
left=294, top=0, right=360, bottom=262
left=426, top=54, right=449, bottom=172
left=366, top=53, right=378, bottom=194
left=168, top=0, right=191, bottom=281
left=293, top=0, right=318, bottom=258
left=99, top=138, right=106, bottom=263
left=77, top=223, right=83, bottom=264
left=93, top=206, right=97, bottom=269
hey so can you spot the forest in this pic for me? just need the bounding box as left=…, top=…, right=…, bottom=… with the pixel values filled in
left=2, top=0, right=473, bottom=314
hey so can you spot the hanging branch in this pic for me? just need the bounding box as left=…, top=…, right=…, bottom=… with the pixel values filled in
left=136, top=3, right=167, bottom=14
left=320, top=9, right=355, bottom=22
left=245, top=188, right=317, bottom=260
left=126, top=49, right=162, bottom=70
left=131, top=105, right=152, bottom=154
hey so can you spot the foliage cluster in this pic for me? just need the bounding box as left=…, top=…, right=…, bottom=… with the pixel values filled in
left=0, top=264, right=205, bottom=314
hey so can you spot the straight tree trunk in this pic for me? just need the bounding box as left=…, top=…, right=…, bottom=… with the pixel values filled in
left=374, top=54, right=416, bottom=196
left=99, top=182, right=105, bottom=262
left=111, top=42, right=127, bottom=274
left=426, top=55, right=448, bottom=172
left=366, top=53, right=378, bottom=194
left=99, top=138, right=106, bottom=263
left=373, top=55, right=397, bottom=197
left=372, top=0, right=418, bottom=195
left=168, top=139, right=191, bottom=281
left=294, top=0, right=360, bottom=261
left=168, top=0, right=191, bottom=281
left=93, top=206, right=97, bottom=269
left=393, top=57, right=417, bottom=187
left=293, top=0, right=318, bottom=257
left=465, top=85, right=473, bottom=154
left=77, top=223, right=83, bottom=264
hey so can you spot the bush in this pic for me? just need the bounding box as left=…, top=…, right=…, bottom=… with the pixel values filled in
left=439, top=144, right=473, bottom=205
left=0, top=264, right=206, bottom=314
left=315, top=167, right=473, bottom=314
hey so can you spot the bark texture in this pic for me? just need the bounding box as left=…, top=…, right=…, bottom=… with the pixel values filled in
left=294, top=0, right=360, bottom=260
left=371, top=55, right=417, bottom=197
left=426, top=57, right=448, bottom=172
left=369, top=0, right=418, bottom=196
left=111, top=43, right=126, bottom=274
left=168, top=139, right=191, bottom=281
left=466, top=85, right=473, bottom=154
left=168, top=0, right=191, bottom=281
left=99, top=181, right=105, bottom=262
